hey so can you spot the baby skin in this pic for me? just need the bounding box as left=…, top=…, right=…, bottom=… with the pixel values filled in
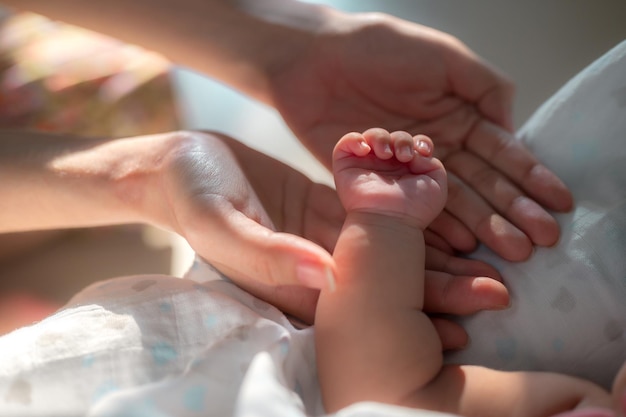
left=315, top=128, right=614, bottom=417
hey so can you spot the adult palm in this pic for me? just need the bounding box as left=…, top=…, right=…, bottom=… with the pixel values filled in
left=162, top=131, right=508, bottom=341
left=268, top=12, right=573, bottom=261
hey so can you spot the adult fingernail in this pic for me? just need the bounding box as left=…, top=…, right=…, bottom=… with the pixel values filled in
left=473, top=277, right=510, bottom=310
left=297, top=262, right=336, bottom=292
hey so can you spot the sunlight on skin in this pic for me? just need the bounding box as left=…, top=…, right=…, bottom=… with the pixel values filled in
left=488, top=214, right=511, bottom=237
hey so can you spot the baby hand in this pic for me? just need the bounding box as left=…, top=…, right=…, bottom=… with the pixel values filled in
left=333, top=128, right=447, bottom=230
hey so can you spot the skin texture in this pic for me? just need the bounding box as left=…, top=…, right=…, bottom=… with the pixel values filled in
left=0, top=129, right=508, bottom=331
left=315, top=129, right=614, bottom=417
left=5, top=0, right=573, bottom=262
left=0, top=0, right=570, bottom=337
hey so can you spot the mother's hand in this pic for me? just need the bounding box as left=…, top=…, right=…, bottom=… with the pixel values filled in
left=267, top=11, right=573, bottom=261
left=157, top=131, right=508, bottom=343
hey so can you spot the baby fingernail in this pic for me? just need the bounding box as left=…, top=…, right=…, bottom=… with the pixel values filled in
left=297, top=262, right=336, bottom=292
left=417, top=139, right=432, bottom=156
left=398, top=144, right=414, bottom=160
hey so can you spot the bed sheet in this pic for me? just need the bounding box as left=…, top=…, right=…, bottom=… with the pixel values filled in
left=0, top=40, right=624, bottom=417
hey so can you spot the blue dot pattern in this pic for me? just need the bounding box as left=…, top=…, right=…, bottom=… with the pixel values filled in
left=447, top=40, right=626, bottom=390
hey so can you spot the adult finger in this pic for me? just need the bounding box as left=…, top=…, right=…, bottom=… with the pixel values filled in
left=188, top=208, right=335, bottom=323
left=444, top=172, right=533, bottom=261
left=423, top=246, right=509, bottom=315
left=424, top=229, right=455, bottom=255
left=466, top=120, right=574, bottom=213
left=427, top=210, right=478, bottom=253
left=445, top=149, right=561, bottom=248
left=443, top=37, right=515, bottom=131
left=431, top=318, right=468, bottom=351
left=423, top=270, right=509, bottom=315
left=217, top=272, right=320, bottom=325
left=424, top=245, right=502, bottom=280
left=213, top=210, right=336, bottom=289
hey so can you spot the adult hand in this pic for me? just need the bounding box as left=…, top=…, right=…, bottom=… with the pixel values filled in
left=266, top=11, right=573, bottom=261
left=0, top=1, right=521, bottom=337
left=6, top=1, right=572, bottom=262
left=157, top=131, right=509, bottom=338
left=0, top=128, right=507, bottom=344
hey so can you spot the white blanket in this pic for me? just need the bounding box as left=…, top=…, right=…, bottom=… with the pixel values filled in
left=0, top=40, right=624, bottom=417
left=449, top=39, right=626, bottom=390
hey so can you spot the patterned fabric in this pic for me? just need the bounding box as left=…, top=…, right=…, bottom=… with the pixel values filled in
left=0, top=264, right=324, bottom=416
left=449, top=40, right=626, bottom=390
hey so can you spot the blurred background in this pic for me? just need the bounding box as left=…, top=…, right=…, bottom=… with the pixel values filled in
left=1, top=0, right=625, bottom=334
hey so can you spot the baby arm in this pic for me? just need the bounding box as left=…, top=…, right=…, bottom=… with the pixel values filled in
left=314, top=128, right=613, bottom=417
left=315, top=129, right=447, bottom=411
left=416, top=365, right=612, bottom=417
left=315, top=211, right=443, bottom=410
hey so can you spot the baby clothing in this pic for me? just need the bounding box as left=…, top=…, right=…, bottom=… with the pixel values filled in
left=0, top=262, right=462, bottom=417
left=0, top=266, right=320, bottom=416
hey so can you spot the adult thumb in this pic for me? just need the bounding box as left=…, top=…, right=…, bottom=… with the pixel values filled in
left=220, top=211, right=337, bottom=290
left=190, top=211, right=336, bottom=323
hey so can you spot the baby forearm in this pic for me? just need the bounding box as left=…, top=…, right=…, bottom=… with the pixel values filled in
left=331, top=212, right=426, bottom=306
left=315, top=212, right=443, bottom=411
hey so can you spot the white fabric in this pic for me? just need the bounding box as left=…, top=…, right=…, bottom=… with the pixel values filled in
left=0, top=40, right=624, bottom=416
left=0, top=266, right=458, bottom=417
left=448, top=39, right=626, bottom=390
